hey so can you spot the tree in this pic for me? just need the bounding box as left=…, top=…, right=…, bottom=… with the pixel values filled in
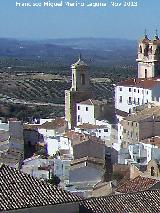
left=48, top=174, right=61, bottom=186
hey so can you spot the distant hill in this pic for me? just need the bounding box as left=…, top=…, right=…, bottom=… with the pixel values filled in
left=0, top=37, right=137, bottom=67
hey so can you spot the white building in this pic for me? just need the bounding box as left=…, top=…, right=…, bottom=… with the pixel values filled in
left=21, top=156, right=71, bottom=182
left=115, top=33, right=160, bottom=114
left=121, top=136, right=160, bottom=165
left=76, top=99, right=108, bottom=126
left=75, top=121, right=112, bottom=146
left=114, top=33, right=160, bottom=150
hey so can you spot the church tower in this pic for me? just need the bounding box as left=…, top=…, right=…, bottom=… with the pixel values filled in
left=65, top=56, right=93, bottom=129
left=137, top=31, right=160, bottom=78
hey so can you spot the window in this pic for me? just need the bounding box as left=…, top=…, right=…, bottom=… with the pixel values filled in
left=151, top=166, right=155, bottom=176
left=134, top=89, right=136, bottom=92
left=145, top=69, right=147, bottom=78
left=129, top=88, right=131, bottom=92
left=134, top=97, right=136, bottom=104
left=99, top=130, right=101, bottom=133
left=104, top=129, right=108, bottom=132
left=119, top=87, right=122, bottom=91
left=139, top=45, right=142, bottom=53
left=124, top=129, right=126, bottom=133
left=119, top=96, right=122, bottom=103
left=78, top=115, right=80, bottom=122
left=138, top=89, right=139, bottom=93
left=81, top=73, right=85, bottom=85
left=129, top=108, right=131, bottom=114
left=78, top=106, right=80, bottom=110
left=146, top=90, right=148, bottom=95
left=128, top=97, right=132, bottom=104
left=86, top=107, right=88, bottom=111
left=138, top=98, right=140, bottom=104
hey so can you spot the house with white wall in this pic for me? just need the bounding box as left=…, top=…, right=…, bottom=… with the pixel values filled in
left=76, top=99, right=108, bottom=126
left=115, top=34, right=160, bottom=150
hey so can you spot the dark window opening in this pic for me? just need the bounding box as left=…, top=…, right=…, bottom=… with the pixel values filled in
left=151, top=166, right=155, bottom=176
left=81, top=73, right=85, bottom=85
left=145, top=69, right=147, bottom=78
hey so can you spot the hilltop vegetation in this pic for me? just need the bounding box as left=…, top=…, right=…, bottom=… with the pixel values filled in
left=0, top=37, right=137, bottom=120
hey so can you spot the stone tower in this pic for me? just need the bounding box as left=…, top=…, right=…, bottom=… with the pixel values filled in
left=137, top=31, right=160, bottom=79
left=65, top=56, right=93, bottom=129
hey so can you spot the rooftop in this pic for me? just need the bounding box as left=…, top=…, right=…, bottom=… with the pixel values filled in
left=80, top=189, right=160, bottom=213
left=71, top=57, right=88, bottom=68
left=141, top=136, right=160, bottom=147
left=0, top=164, right=82, bottom=211
left=117, top=77, right=160, bottom=89
left=123, top=104, right=160, bottom=122
left=39, top=117, right=67, bottom=130
left=77, top=123, right=107, bottom=129
left=24, top=117, right=67, bottom=130
left=115, top=175, right=160, bottom=193
left=79, top=99, right=107, bottom=106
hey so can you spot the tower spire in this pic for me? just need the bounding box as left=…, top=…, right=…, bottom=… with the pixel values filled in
left=155, top=29, right=159, bottom=40
left=79, top=53, right=82, bottom=61
left=144, top=28, right=148, bottom=38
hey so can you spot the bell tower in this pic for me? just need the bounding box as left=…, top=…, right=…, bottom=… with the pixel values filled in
left=71, top=54, right=90, bottom=91
left=137, top=30, right=160, bottom=79
left=65, top=56, right=93, bottom=129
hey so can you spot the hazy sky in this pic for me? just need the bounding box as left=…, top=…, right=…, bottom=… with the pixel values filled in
left=0, top=0, right=160, bottom=40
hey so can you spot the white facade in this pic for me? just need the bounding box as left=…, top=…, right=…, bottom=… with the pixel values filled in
left=46, top=137, right=73, bottom=158
left=115, top=85, right=152, bottom=113
left=38, top=128, right=56, bottom=139
left=77, top=103, right=95, bottom=126
left=119, top=142, right=160, bottom=165
left=75, top=120, right=112, bottom=143
left=112, top=115, right=123, bottom=151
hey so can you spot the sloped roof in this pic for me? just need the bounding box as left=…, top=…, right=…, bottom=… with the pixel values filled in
left=123, top=105, right=160, bottom=122
left=79, top=99, right=106, bottom=106
left=78, top=123, right=106, bottom=129
left=0, top=164, right=82, bottom=211
left=117, top=78, right=160, bottom=89
left=80, top=189, right=160, bottom=213
left=141, top=136, right=160, bottom=147
left=115, top=175, right=160, bottom=193
left=39, top=117, right=67, bottom=130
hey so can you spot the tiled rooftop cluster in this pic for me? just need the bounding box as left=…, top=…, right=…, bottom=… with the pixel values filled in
left=24, top=117, right=67, bottom=130
left=81, top=189, right=160, bottom=213
left=0, top=164, right=82, bottom=211
left=124, top=105, right=160, bottom=122
left=115, top=175, right=160, bottom=193
left=141, top=136, right=160, bottom=147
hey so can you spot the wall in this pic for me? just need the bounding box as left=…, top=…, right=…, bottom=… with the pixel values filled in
left=69, top=165, right=103, bottom=184
left=73, top=140, right=105, bottom=160
left=115, top=85, right=152, bottom=113
left=145, top=160, right=160, bottom=178
left=3, top=202, right=80, bottom=213
left=77, top=103, right=95, bottom=126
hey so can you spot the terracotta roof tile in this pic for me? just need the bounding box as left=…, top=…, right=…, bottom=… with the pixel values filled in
left=80, top=189, right=160, bottom=213
left=79, top=99, right=107, bottom=106
left=117, top=77, right=160, bottom=89
left=78, top=123, right=106, bottom=129
left=115, top=176, right=160, bottom=193
left=39, top=117, right=67, bottom=130
left=0, top=164, right=82, bottom=211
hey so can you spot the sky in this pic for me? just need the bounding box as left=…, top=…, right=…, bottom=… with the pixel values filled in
left=0, top=0, right=160, bottom=40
